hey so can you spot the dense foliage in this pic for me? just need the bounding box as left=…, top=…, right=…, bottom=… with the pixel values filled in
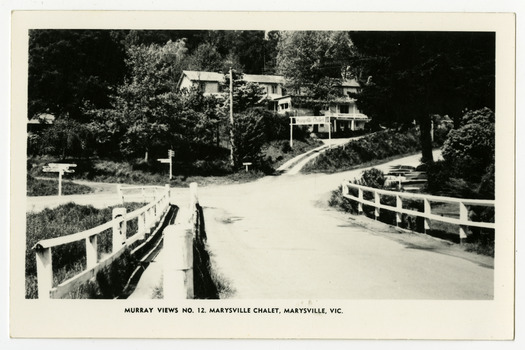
left=426, top=108, right=495, bottom=199
left=302, top=129, right=421, bottom=173
left=347, top=31, right=495, bottom=163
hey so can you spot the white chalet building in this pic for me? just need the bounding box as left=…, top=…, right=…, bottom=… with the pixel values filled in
left=177, top=70, right=369, bottom=134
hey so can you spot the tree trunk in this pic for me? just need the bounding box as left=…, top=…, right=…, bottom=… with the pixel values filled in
left=144, top=150, right=149, bottom=162
left=419, top=115, right=434, bottom=164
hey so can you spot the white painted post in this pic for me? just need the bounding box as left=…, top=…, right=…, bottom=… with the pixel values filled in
left=459, top=201, right=469, bottom=243
left=169, top=155, right=173, bottom=180
left=341, top=182, right=349, bottom=196
left=164, top=225, right=194, bottom=299
left=86, top=235, right=98, bottom=269
left=424, top=198, right=431, bottom=232
left=116, top=185, right=124, bottom=204
left=327, top=119, right=332, bottom=141
left=138, top=212, right=146, bottom=239
left=358, top=188, right=363, bottom=214
left=396, top=195, right=402, bottom=226
left=190, top=182, right=199, bottom=208
left=142, top=187, right=146, bottom=203
left=165, top=184, right=171, bottom=206
left=35, top=247, right=53, bottom=299
left=374, top=191, right=380, bottom=220
left=112, top=208, right=127, bottom=253
left=58, top=169, right=63, bottom=196
left=290, top=118, right=293, bottom=148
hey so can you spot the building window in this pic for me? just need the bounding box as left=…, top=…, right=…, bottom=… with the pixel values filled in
left=271, top=84, right=277, bottom=94
left=339, top=105, right=349, bottom=114
left=280, top=103, right=289, bottom=110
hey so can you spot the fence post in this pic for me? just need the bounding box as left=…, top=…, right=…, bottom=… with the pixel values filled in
left=341, top=182, right=349, bottom=197
left=117, top=184, right=124, bottom=204
left=424, top=198, right=431, bottom=233
left=374, top=191, right=380, bottom=220
left=459, top=201, right=469, bottom=244
left=358, top=188, right=363, bottom=215
left=396, top=194, right=402, bottom=226
left=164, top=224, right=194, bottom=299
left=190, top=182, right=199, bottom=208
left=165, top=184, right=171, bottom=206
left=138, top=212, right=146, bottom=239
left=112, top=208, right=127, bottom=253
left=86, top=235, right=98, bottom=269
left=35, top=247, right=53, bottom=299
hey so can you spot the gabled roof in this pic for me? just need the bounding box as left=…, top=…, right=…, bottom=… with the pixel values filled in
left=243, top=74, right=285, bottom=84
left=182, top=70, right=225, bottom=82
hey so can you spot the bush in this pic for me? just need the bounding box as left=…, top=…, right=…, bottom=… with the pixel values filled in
left=303, top=128, right=421, bottom=173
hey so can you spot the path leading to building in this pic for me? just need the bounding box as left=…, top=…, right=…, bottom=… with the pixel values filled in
left=277, top=135, right=368, bottom=175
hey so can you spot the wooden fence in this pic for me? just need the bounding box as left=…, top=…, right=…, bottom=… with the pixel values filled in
left=33, top=185, right=171, bottom=299
left=342, top=182, right=495, bottom=243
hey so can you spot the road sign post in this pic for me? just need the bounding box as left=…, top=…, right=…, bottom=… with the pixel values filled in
left=158, top=150, right=175, bottom=180
left=42, top=163, right=77, bottom=196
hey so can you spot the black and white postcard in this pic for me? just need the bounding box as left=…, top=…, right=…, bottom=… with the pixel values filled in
left=9, top=10, right=516, bottom=340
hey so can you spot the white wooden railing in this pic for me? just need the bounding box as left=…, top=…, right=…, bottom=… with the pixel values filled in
left=342, top=182, right=495, bottom=242
left=33, top=185, right=171, bottom=299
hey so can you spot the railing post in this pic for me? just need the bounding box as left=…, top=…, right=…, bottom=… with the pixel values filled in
left=459, top=202, right=469, bottom=244
left=165, top=184, right=171, bottom=206
left=138, top=212, right=146, bottom=239
left=112, top=208, right=127, bottom=253
left=341, top=182, right=349, bottom=196
left=358, top=188, right=363, bottom=215
left=117, top=184, right=124, bottom=204
left=396, top=194, right=402, bottom=226
left=86, top=235, right=98, bottom=269
left=424, top=198, right=431, bottom=233
left=164, top=224, right=194, bottom=299
left=190, top=182, right=199, bottom=208
left=35, top=247, right=53, bottom=299
left=374, top=191, right=380, bottom=220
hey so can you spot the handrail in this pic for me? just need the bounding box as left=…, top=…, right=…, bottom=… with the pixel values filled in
left=33, top=184, right=172, bottom=299
left=342, top=181, right=495, bottom=243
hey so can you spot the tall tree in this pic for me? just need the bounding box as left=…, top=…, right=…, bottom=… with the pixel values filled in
left=348, top=31, right=495, bottom=163
left=28, top=30, right=126, bottom=121
left=276, top=31, right=355, bottom=95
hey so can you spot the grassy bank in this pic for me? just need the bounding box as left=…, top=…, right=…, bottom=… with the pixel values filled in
left=27, top=139, right=322, bottom=188
left=25, top=202, right=144, bottom=298
left=27, top=175, right=93, bottom=196
left=302, top=129, right=421, bottom=174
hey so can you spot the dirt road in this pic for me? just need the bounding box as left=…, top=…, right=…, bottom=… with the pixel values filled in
left=198, top=150, right=494, bottom=299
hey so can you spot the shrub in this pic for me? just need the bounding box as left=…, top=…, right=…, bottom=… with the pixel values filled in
left=303, top=128, right=421, bottom=173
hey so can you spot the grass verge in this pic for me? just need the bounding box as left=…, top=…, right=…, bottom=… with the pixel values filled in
left=27, top=175, right=93, bottom=196
left=25, top=202, right=145, bottom=298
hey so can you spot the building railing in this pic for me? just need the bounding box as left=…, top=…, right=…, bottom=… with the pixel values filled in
left=342, top=182, right=495, bottom=242
left=33, top=185, right=171, bottom=299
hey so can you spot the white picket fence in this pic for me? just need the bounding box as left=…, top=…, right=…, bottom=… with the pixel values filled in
left=342, top=181, right=495, bottom=242
left=33, top=185, right=171, bottom=299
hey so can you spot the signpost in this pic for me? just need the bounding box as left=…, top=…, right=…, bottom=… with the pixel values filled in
left=42, top=163, right=77, bottom=196
left=289, top=116, right=331, bottom=147
left=158, top=150, right=174, bottom=180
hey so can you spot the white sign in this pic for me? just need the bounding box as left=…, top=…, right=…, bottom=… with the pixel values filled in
left=42, top=163, right=77, bottom=196
left=292, top=116, right=329, bottom=125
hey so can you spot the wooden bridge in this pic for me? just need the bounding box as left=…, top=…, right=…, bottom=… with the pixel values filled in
left=32, top=184, right=203, bottom=299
